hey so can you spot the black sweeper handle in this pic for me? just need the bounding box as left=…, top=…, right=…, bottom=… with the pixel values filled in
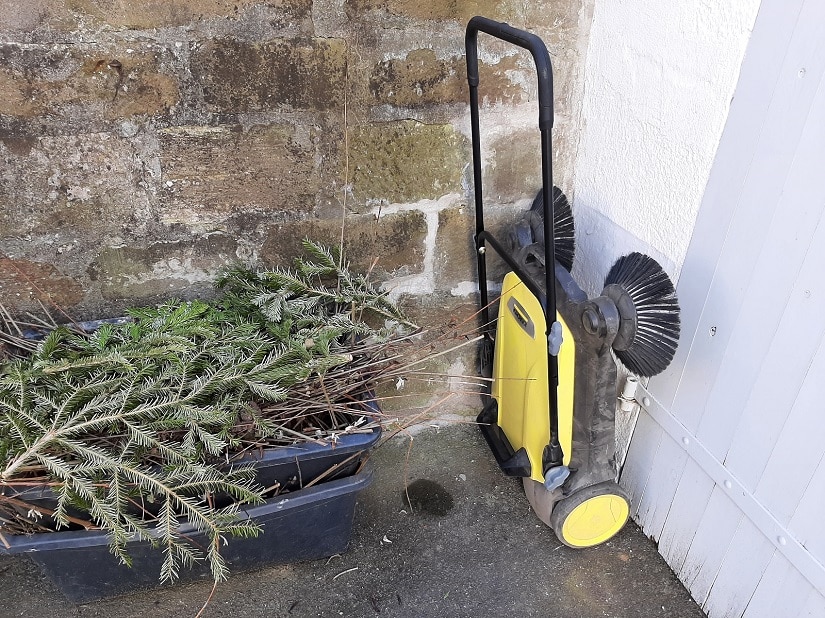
left=466, top=16, right=565, bottom=472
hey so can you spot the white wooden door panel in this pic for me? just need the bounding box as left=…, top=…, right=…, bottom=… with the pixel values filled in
left=658, top=458, right=716, bottom=573
left=755, top=333, right=825, bottom=525
left=678, top=0, right=825, bottom=444
left=634, top=432, right=689, bottom=542
left=721, top=71, right=825, bottom=491
left=800, top=590, right=825, bottom=618
left=622, top=1, right=825, bottom=614
left=703, top=519, right=776, bottom=618
left=651, top=0, right=806, bottom=412
left=680, top=487, right=742, bottom=604
left=742, top=552, right=815, bottom=618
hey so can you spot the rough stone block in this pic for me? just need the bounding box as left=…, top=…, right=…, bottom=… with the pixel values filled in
left=345, top=0, right=505, bottom=23
left=434, top=202, right=522, bottom=291
left=0, top=132, right=151, bottom=239
left=375, top=293, right=483, bottom=414
left=0, top=0, right=87, bottom=36
left=261, top=210, right=427, bottom=279
left=90, top=234, right=239, bottom=300
left=0, top=257, right=84, bottom=313
left=369, top=48, right=523, bottom=108
left=157, top=124, right=317, bottom=225
left=0, top=68, right=37, bottom=118
left=486, top=127, right=542, bottom=202
left=369, top=49, right=464, bottom=107
left=0, top=0, right=314, bottom=38
left=348, top=121, right=468, bottom=205
left=0, top=43, right=179, bottom=124
left=191, top=38, right=347, bottom=112
left=434, top=204, right=474, bottom=291
left=64, top=0, right=309, bottom=29
left=400, top=294, right=480, bottom=341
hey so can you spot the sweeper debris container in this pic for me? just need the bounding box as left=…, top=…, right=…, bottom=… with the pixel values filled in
left=466, top=16, right=680, bottom=548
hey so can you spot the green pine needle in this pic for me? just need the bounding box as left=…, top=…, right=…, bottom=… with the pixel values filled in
left=0, top=242, right=416, bottom=584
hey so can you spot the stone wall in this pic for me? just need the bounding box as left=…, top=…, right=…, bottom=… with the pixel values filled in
left=0, top=0, right=591, bottom=408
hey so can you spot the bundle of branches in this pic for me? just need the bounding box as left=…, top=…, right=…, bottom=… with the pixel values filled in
left=0, top=241, right=417, bottom=582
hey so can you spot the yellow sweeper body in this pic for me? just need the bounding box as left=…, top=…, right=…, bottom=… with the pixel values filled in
left=492, top=272, right=575, bottom=479
left=490, top=272, right=630, bottom=548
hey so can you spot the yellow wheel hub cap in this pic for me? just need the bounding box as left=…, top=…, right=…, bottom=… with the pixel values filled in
left=561, top=494, right=629, bottom=548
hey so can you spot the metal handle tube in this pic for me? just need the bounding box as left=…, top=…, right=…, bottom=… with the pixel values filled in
left=468, top=76, right=491, bottom=334
left=465, top=16, right=564, bottom=471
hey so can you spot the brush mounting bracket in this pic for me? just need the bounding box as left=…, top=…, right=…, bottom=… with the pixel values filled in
left=602, top=284, right=638, bottom=352
left=581, top=296, right=620, bottom=347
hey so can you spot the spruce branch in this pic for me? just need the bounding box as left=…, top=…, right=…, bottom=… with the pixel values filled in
left=0, top=242, right=417, bottom=583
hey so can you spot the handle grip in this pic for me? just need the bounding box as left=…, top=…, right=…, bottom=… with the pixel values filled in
left=465, top=16, right=554, bottom=130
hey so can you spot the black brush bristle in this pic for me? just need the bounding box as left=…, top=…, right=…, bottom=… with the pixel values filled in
left=529, top=187, right=575, bottom=272
left=604, top=252, right=680, bottom=377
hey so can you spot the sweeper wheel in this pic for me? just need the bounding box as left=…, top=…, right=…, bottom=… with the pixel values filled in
left=550, top=481, right=630, bottom=548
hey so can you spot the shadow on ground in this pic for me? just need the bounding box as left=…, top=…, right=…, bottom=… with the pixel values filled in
left=0, top=423, right=705, bottom=617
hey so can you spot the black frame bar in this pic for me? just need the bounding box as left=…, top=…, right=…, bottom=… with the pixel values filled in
left=466, top=16, right=564, bottom=471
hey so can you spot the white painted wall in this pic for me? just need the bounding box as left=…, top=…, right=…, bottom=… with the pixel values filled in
left=570, top=0, right=762, bottom=479
left=571, top=0, right=761, bottom=297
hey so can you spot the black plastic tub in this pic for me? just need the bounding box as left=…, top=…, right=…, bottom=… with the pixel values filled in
left=4, top=422, right=381, bottom=524
left=1, top=463, right=374, bottom=603
left=231, top=406, right=382, bottom=494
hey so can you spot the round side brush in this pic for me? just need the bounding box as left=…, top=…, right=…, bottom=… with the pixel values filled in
left=528, top=186, right=576, bottom=272
left=602, top=252, right=680, bottom=377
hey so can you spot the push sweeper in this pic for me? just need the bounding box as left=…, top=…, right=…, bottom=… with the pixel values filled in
left=466, top=17, right=681, bottom=547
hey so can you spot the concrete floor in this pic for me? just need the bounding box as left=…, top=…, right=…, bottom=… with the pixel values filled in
left=0, top=423, right=706, bottom=617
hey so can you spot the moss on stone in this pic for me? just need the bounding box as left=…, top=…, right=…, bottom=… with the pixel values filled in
left=348, top=121, right=468, bottom=205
